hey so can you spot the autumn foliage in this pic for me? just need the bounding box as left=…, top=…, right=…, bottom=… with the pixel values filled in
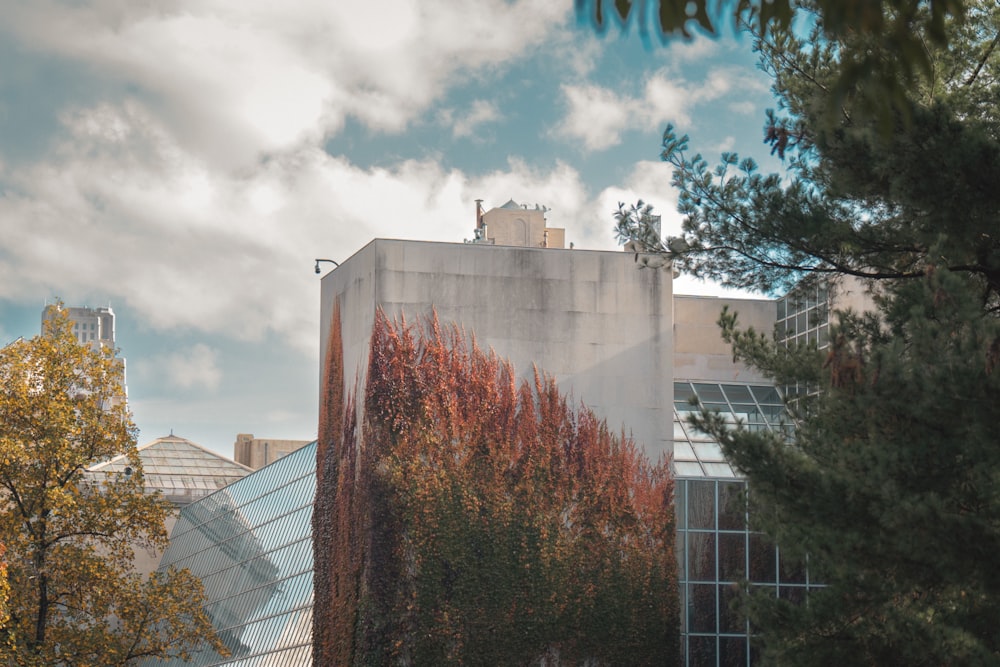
left=0, top=305, right=224, bottom=666
left=314, top=308, right=679, bottom=665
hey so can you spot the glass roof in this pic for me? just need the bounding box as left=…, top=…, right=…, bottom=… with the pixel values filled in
left=673, top=380, right=792, bottom=479
left=87, top=435, right=253, bottom=506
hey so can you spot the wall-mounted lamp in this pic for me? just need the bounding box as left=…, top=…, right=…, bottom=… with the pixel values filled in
left=315, top=258, right=340, bottom=275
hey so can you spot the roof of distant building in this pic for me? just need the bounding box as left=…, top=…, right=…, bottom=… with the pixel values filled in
left=87, top=434, right=253, bottom=506
left=498, top=198, right=521, bottom=209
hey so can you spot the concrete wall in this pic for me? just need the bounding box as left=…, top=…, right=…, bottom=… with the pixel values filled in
left=320, top=239, right=673, bottom=461
left=673, top=295, right=775, bottom=383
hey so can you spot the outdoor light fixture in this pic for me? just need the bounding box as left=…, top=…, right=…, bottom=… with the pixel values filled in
left=315, top=258, right=340, bottom=274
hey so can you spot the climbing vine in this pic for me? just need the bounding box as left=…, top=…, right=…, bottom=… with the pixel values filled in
left=316, top=308, right=679, bottom=665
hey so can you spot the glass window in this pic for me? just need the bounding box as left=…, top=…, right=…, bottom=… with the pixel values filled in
left=688, top=532, right=716, bottom=581
left=687, top=481, right=716, bottom=529
left=779, top=586, right=806, bottom=606
left=748, top=534, right=777, bottom=583
left=692, top=383, right=726, bottom=403
left=719, top=584, right=747, bottom=635
left=689, top=584, right=717, bottom=634
left=718, top=483, right=745, bottom=531
left=779, top=552, right=807, bottom=584
left=689, top=635, right=717, bottom=665
left=719, top=635, right=748, bottom=667
left=717, top=533, right=745, bottom=582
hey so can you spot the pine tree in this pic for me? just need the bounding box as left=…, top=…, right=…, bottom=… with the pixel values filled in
left=613, top=1, right=1000, bottom=663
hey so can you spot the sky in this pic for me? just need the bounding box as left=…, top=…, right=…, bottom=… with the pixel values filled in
left=0, top=1, right=785, bottom=459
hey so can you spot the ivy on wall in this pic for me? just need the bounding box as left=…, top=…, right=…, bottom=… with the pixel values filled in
left=315, top=308, right=680, bottom=665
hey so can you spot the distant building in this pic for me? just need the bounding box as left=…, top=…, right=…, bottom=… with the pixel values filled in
left=234, top=433, right=312, bottom=469
left=776, top=274, right=876, bottom=350
left=42, top=303, right=127, bottom=405
left=43, top=304, right=117, bottom=347
left=467, top=198, right=566, bottom=248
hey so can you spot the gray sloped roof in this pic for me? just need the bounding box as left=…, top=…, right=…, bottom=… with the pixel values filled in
left=87, top=434, right=253, bottom=506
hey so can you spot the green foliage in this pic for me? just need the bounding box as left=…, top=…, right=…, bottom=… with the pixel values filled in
left=0, top=304, right=224, bottom=666
left=616, top=2, right=1000, bottom=302
left=315, top=309, right=679, bottom=665
left=699, top=270, right=1000, bottom=664
left=610, top=0, right=1000, bottom=662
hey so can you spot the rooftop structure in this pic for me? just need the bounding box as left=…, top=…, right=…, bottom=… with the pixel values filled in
left=87, top=433, right=254, bottom=576
left=467, top=198, right=567, bottom=248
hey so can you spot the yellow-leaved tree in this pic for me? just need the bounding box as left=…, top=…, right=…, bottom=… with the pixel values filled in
left=0, top=304, right=226, bottom=666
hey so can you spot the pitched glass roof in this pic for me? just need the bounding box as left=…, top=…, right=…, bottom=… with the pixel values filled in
left=87, top=434, right=253, bottom=506
left=673, top=381, right=792, bottom=479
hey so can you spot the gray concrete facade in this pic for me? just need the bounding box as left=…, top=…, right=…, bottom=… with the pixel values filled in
left=320, top=239, right=674, bottom=461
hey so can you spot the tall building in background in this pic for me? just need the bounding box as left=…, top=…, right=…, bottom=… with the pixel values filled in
left=43, top=304, right=117, bottom=347
left=41, top=303, right=128, bottom=404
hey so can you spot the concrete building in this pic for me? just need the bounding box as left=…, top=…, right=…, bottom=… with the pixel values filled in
left=43, top=304, right=117, bottom=347
left=321, top=237, right=673, bottom=461
left=317, top=235, right=796, bottom=666
left=161, top=219, right=818, bottom=666
left=233, top=433, right=313, bottom=469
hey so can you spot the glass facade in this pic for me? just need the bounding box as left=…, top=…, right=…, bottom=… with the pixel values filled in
left=676, top=478, right=820, bottom=667
left=673, top=382, right=810, bottom=667
left=775, top=282, right=830, bottom=350
left=143, top=442, right=317, bottom=667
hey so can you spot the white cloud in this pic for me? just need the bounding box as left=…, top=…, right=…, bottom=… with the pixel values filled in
left=2, top=0, right=569, bottom=169
left=557, top=84, right=633, bottom=151
left=555, top=64, right=758, bottom=152
left=450, top=100, right=502, bottom=139
left=591, top=160, right=681, bottom=243
left=0, top=100, right=605, bottom=356
left=141, top=344, right=223, bottom=391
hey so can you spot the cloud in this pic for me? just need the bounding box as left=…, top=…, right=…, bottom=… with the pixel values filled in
left=0, top=98, right=604, bottom=355
left=1, top=0, right=569, bottom=169
left=555, top=64, right=760, bottom=152
left=591, top=160, right=681, bottom=242
left=139, top=344, right=223, bottom=392
left=556, top=84, right=633, bottom=151
left=454, top=101, right=502, bottom=139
